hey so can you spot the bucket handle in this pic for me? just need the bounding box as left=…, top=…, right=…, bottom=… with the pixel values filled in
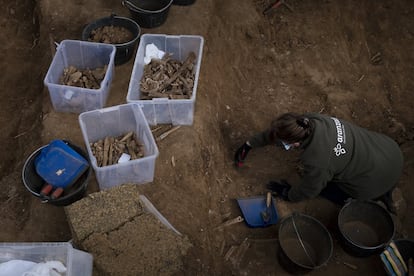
left=122, top=0, right=140, bottom=12
left=292, top=213, right=317, bottom=267
left=39, top=194, right=50, bottom=204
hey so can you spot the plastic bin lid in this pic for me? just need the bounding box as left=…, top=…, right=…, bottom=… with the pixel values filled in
left=34, top=140, right=89, bottom=188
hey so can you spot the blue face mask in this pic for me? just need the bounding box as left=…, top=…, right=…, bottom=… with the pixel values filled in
left=281, top=141, right=292, bottom=151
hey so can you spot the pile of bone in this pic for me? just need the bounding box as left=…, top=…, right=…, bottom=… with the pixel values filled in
left=140, top=52, right=196, bottom=100
left=60, top=65, right=107, bottom=89
left=90, top=132, right=144, bottom=167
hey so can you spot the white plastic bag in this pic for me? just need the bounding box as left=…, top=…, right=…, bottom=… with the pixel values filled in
left=22, top=260, right=66, bottom=276
left=144, top=43, right=165, bottom=64
left=0, top=260, right=37, bottom=276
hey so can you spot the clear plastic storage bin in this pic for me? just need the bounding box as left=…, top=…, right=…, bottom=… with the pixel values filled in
left=44, top=40, right=116, bottom=113
left=126, top=34, right=204, bottom=125
left=0, top=242, right=93, bottom=276
left=78, top=103, right=159, bottom=190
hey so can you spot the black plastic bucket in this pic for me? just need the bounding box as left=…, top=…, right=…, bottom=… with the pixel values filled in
left=22, top=141, right=91, bottom=206
left=173, top=0, right=196, bottom=5
left=338, top=200, right=395, bottom=257
left=278, top=213, right=333, bottom=274
left=122, top=0, right=173, bottom=28
left=82, top=15, right=141, bottom=66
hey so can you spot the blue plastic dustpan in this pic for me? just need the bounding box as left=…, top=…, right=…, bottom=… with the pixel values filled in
left=237, top=195, right=279, bottom=228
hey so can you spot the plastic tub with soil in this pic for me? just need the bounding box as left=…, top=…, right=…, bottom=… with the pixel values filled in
left=83, top=15, right=141, bottom=65
left=337, top=200, right=395, bottom=257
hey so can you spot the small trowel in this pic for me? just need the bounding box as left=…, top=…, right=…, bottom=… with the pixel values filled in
left=261, top=192, right=272, bottom=224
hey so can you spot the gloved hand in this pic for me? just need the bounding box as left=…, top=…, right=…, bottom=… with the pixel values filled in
left=267, top=180, right=291, bottom=201
left=234, top=142, right=252, bottom=167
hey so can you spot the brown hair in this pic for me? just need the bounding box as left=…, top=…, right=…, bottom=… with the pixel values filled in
left=269, top=112, right=313, bottom=143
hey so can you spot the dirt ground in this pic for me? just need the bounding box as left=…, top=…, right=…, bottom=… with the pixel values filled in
left=1, top=0, right=414, bottom=275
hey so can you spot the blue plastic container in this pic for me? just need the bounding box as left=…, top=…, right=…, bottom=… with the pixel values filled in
left=34, top=140, right=89, bottom=188
left=237, top=196, right=279, bottom=228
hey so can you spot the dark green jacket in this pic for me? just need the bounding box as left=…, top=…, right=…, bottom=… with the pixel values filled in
left=249, top=113, right=404, bottom=201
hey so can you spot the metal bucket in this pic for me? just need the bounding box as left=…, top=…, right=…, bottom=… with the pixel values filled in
left=338, top=200, right=395, bottom=257
left=278, top=213, right=333, bottom=274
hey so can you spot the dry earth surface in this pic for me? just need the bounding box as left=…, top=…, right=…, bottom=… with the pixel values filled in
left=1, top=0, right=414, bottom=275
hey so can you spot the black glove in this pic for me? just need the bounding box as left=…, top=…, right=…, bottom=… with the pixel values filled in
left=267, top=180, right=291, bottom=201
left=234, top=142, right=252, bottom=167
